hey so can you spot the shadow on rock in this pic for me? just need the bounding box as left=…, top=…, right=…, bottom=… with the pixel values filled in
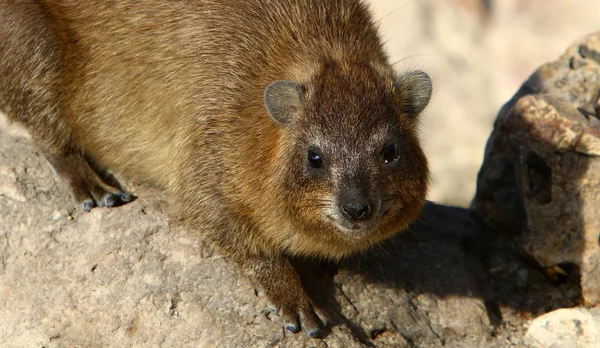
left=289, top=34, right=600, bottom=346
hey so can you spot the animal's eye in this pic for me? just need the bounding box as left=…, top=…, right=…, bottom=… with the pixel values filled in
left=307, top=149, right=324, bottom=169
left=383, top=143, right=399, bottom=164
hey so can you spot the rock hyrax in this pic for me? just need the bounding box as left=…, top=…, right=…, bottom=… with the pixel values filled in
left=0, top=0, right=432, bottom=337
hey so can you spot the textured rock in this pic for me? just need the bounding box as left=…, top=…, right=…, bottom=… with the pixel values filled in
left=526, top=308, right=600, bottom=348
left=1, top=127, right=589, bottom=347
left=472, top=32, right=600, bottom=305
left=3, top=25, right=600, bottom=348
left=0, top=131, right=517, bottom=347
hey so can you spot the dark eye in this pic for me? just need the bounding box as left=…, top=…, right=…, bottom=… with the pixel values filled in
left=383, top=143, right=399, bottom=164
left=307, top=149, right=324, bottom=169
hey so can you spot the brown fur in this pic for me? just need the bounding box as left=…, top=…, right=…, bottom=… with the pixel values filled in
left=0, top=0, right=432, bottom=336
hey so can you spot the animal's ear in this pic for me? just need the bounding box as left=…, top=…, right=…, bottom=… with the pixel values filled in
left=394, top=70, right=432, bottom=116
left=264, top=80, right=304, bottom=125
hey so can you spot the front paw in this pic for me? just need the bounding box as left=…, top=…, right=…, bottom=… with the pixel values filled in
left=240, top=254, right=330, bottom=337
left=269, top=293, right=329, bottom=337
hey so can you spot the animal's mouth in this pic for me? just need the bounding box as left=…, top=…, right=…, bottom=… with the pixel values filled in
left=319, top=193, right=421, bottom=239
left=326, top=204, right=389, bottom=237
left=327, top=219, right=372, bottom=238
left=326, top=216, right=364, bottom=230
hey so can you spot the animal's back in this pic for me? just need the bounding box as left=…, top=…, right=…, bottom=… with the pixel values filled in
left=30, top=0, right=386, bottom=190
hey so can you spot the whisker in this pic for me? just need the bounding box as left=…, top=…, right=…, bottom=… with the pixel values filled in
left=373, top=244, right=386, bottom=277
left=376, top=242, right=393, bottom=260
left=296, top=203, right=330, bottom=209
left=376, top=0, right=421, bottom=23
left=389, top=236, right=406, bottom=254
left=382, top=195, right=407, bottom=203
left=391, top=53, right=431, bottom=67
left=303, top=198, right=333, bottom=203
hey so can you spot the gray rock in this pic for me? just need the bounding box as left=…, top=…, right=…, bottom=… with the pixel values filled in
left=526, top=308, right=600, bottom=348
left=3, top=28, right=599, bottom=348
left=472, top=32, right=600, bottom=305
left=0, top=132, right=510, bottom=347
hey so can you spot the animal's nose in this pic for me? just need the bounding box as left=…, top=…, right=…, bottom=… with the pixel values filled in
left=341, top=199, right=372, bottom=222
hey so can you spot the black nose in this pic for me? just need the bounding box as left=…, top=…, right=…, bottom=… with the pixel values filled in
left=341, top=199, right=372, bottom=222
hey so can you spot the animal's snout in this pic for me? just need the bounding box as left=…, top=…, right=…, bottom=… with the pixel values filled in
left=340, top=198, right=372, bottom=222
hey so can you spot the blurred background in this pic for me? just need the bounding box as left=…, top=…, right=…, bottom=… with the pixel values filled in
left=0, top=0, right=597, bottom=208
left=367, top=0, right=600, bottom=206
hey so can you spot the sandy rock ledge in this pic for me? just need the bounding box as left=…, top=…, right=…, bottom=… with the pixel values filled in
left=3, top=30, right=600, bottom=348
left=1, top=131, right=510, bottom=347
left=526, top=308, right=600, bottom=348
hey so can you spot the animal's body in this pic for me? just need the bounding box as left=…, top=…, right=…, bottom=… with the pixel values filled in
left=0, top=0, right=432, bottom=336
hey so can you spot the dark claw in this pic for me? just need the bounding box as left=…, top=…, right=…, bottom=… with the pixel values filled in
left=82, top=200, right=94, bottom=212
left=315, top=310, right=330, bottom=327
left=119, top=191, right=131, bottom=203
left=319, top=317, right=330, bottom=328
left=285, top=324, right=300, bottom=334
left=307, top=329, right=322, bottom=338
left=103, top=194, right=116, bottom=207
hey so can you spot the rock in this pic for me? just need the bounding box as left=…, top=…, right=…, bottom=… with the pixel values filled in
left=5, top=126, right=587, bottom=346
left=3, top=26, right=599, bottom=348
left=472, top=32, right=600, bottom=305
left=0, top=131, right=520, bottom=347
left=526, top=308, right=600, bottom=348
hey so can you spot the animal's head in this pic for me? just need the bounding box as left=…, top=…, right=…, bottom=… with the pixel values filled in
left=264, top=61, right=431, bottom=257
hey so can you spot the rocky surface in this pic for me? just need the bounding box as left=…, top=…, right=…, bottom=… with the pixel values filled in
left=526, top=308, right=600, bottom=348
left=2, top=4, right=600, bottom=347
left=472, top=33, right=600, bottom=306
left=0, top=133, right=501, bottom=347
left=0, top=129, right=589, bottom=347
